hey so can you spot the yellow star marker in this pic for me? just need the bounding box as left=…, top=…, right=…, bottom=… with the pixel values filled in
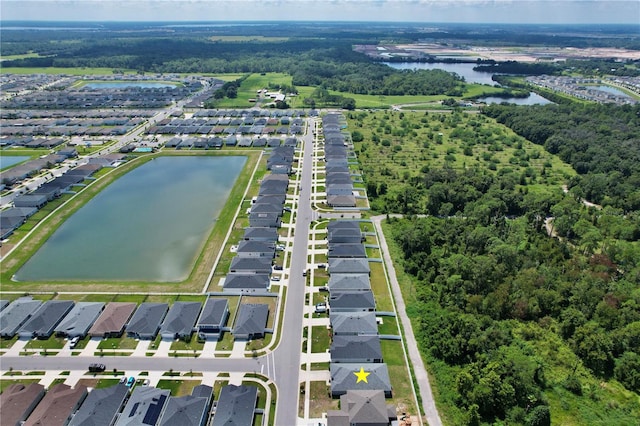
left=353, top=367, right=371, bottom=384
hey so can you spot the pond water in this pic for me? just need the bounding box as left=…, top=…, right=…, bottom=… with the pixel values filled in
left=15, top=156, right=246, bottom=282
left=0, top=156, right=30, bottom=170
left=385, top=62, right=498, bottom=85
left=84, top=81, right=177, bottom=89
left=593, top=85, right=632, bottom=98
left=477, top=92, right=552, bottom=105
left=385, top=62, right=552, bottom=104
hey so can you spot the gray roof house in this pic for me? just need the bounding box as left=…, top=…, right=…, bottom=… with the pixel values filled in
left=0, top=299, right=9, bottom=311
left=88, top=302, right=137, bottom=338
left=24, top=383, right=88, bottom=426
left=223, top=273, right=270, bottom=292
left=326, top=174, right=353, bottom=185
left=115, top=386, right=170, bottom=426
left=250, top=202, right=283, bottom=215
left=212, top=385, right=257, bottom=426
left=327, top=184, right=354, bottom=197
left=330, top=363, right=392, bottom=398
left=253, top=194, right=286, bottom=206
left=330, top=335, right=383, bottom=364
left=158, top=385, right=212, bottom=426
left=327, top=390, right=397, bottom=426
left=0, top=297, right=42, bottom=338
left=327, top=228, right=364, bottom=244
left=159, top=302, right=202, bottom=340
left=68, top=384, right=129, bottom=426
left=54, top=302, right=105, bottom=338
left=233, top=304, right=269, bottom=341
left=327, top=195, right=357, bottom=208
left=328, top=258, right=370, bottom=275
left=13, top=194, right=48, bottom=209
left=330, top=312, right=378, bottom=336
left=18, top=300, right=74, bottom=339
left=236, top=240, right=276, bottom=258
left=328, top=274, right=371, bottom=292
left=328, top=243, right=367, bottom=259
left=242, top=227, right=279, bottom=242
left=196, top=298, right=229, bottom=341
left=0, top=383, right=45, bottom=426
left=329, top=290, right=376, bottom=312
left=248, top=212, right=281, bottom=231
left=125, top=302, right=169, bottom=340
left=230, top=256, right=273, bottom=274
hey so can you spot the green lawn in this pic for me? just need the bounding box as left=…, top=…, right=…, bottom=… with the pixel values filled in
left=310, top=326, right=331, bottom=353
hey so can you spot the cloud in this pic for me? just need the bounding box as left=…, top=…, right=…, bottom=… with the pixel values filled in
left=1, top=0, right=638, bottom=23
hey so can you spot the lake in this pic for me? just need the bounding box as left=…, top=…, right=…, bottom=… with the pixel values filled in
left=15, top=156, right=246, bottom=282
left=477, top=92, right=552, bottom=105
left=385, top=62, right=498, bottom=85
left=84, top=81, right=177, bottom=89
left=385, top=62, right=552, bottom=104
left=0, top=156, right=30, bottom=170
left=593, top=85, right=633, bottom=98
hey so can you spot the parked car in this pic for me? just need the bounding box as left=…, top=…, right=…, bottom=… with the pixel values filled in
left=315, top=302, right=328, bottom=314
left=69, top=336, right=80, bottom=348
left=126, top=376, right=135, bottom=387
left=88, top=363, right=106, bottom=372
left=319, top=286, right=329, bottom=292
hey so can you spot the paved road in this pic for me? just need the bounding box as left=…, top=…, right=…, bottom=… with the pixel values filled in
left=271, top=118, right=316, bottom=425
left=371, top=215, right=443, bottom=426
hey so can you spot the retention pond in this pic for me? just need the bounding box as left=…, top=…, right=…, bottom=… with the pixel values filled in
left=15, top=155, right=246, bottom=282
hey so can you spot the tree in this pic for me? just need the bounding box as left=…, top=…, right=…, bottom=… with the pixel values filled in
left=614, top=351, right=640, bottom=392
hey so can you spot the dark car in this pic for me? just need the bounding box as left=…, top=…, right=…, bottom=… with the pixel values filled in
left=89, top=363, right=106, bottom=372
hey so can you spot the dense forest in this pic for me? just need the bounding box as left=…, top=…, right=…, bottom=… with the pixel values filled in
left=349, top=109, right=640, bottom=424
left=482, top=103, right=640, bottom=213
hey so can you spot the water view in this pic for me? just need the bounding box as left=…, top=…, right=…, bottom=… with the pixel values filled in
left=477, top=92, right=552, bottom=105
left=15, top=156, right=246, bottom=282
left=385, top=62, right=552, bottom=104
left=593, top=85, right=633, bottom=98
left=385, top=61, right=497, bottom=85
left=84, top=81, right=177, bottom=89
left=0, top=156, right=30, bottom=169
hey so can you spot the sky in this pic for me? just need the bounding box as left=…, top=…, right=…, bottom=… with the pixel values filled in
left=1, top=0, right=639, bottom=24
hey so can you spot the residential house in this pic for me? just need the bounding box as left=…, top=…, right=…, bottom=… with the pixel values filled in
left=159, top=302, right=202, bottom=340
left=330, top=363, right=392, bottom=398
left=233, top=304, right=269, bottom=341
left=0, top=297, right=42, bottom=338
left=326, top=390, right=397, bottom=426
left=330, top=335, right=383, bottom=364
left=223, top=273, right=270, bottom=292
left=328, top=258, right=371, bottom=275
left=125, top=302, right=169, bottom=340
left=54, top=302, right=105, bottom=338
left=330, top=312, right=378, bottom=337
left=24, top=384, right=88, bottom=426
left=158, top=385, right=213, bottom=426
left=18, top=300, right=74, bottom=339
left=115, top=386, right=170, bottom=426
left=88, top=302, right=137, bottom=338
left=211, top=385, right=257, bottom=426
left=68, top=384, right=129, bottom=426
left=196, top=298, right=229, bottom=341
left=0, top=383, right=45, bottom=426
left=329, top=290, right=376, bottom=312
